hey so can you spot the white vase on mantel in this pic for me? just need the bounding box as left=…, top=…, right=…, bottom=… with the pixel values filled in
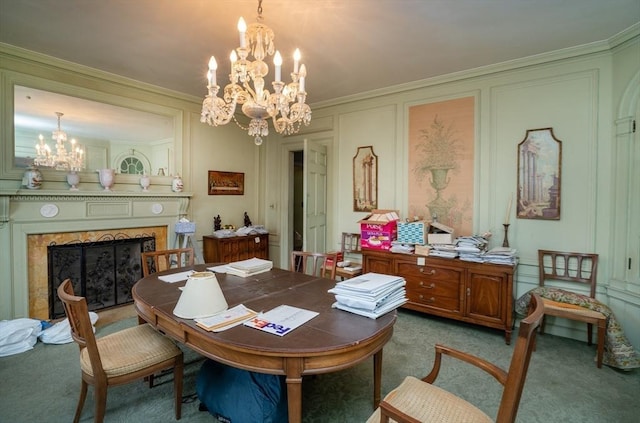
left=97, top=168, right=115, bottom=191
left=66, top=171, right=80, bottom=191
left=140, top=173, right=151, bottom=191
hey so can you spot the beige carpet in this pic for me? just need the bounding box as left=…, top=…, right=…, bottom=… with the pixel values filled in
left=1, top=309, right=639, bottom=422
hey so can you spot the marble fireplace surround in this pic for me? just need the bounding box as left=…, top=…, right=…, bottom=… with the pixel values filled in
left=0, top=190, right=192, bottom=320
left=29, top=227, right=167, bottom=319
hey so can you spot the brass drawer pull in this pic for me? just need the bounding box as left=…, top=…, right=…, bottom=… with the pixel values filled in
left=419, top=281, right=436, bottom=289
left=419, top=268, right=436, bottom=275
left=418, top=295, right=436, bottom=303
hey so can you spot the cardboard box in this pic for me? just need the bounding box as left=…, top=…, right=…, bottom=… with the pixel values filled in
left=427, top=221, right=455, bottom=245
left=359, top=209, right=399, bottom=251
left=427, top=233, right=455, bottom=245
left=397, top=220, right=429, bottom=245
left=414, top=245, right=431, bottom=256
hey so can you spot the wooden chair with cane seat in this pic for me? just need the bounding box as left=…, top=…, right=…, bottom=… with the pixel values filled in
left=538, top=249, right=605, bottom=368
left=366, top=293, right=545, bottom=423
left=325, top=232, right=363, bottom=280
left=141, top=247, right=195, bottom=277
left=290, top=250, right=338, bottom=280
left=57, top=279, right=183, bottom=423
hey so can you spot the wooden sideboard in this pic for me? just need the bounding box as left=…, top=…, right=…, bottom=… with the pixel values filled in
left=203, top=234, right=269, bottom=263
left=362, top=249, right=516, bottom=344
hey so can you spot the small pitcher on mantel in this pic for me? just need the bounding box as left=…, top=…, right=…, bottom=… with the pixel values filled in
left=23, top=165, right=43, bottom=189
left=97, top=168, right=115, bottom=191
left=172, top=174, right=184, bottom=192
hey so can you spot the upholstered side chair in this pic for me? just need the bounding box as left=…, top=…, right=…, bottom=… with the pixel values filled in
left=366, top=293, right=544, bottom=423
left=537, top=249, right=605, bottom=367
left=57, top=279, right=184, bottom=422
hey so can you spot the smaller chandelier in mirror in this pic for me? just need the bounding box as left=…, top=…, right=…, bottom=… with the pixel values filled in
left=200, top=0, right=311, bottom=145
left=34, top=112, right=85, bottom=171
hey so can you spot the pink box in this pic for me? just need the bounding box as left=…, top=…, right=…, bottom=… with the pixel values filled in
left=358, top=209, right=399, bottom=251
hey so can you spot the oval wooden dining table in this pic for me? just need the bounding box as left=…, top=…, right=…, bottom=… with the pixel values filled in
left=132, top=264, right=397, bottom=423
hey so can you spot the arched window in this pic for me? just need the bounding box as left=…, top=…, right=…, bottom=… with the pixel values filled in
left=113, top=150, right=151, bottom=175
left=119, top=156, right=145, bottom=174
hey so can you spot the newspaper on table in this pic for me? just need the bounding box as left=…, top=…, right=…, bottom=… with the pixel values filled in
left=158, top=270, right=194, bottom=283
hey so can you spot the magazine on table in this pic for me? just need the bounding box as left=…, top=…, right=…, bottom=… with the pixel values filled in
left=243, top=305, right=318, bottom=336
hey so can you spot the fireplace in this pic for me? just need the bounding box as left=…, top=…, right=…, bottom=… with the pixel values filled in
left=1, top=190, right=191, bottom=321
left=27, top=226, right=169, bottom=320
left=48, top=235, right=156, bottom=319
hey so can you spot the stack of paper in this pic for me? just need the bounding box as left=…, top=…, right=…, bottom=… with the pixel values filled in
left=215, top=257, right=273, bottom=277
left=455, top=236, right=489, bottom=262
left=389, top=241, right=415, bottom=254
left=328, top=273, right=407, bottom=319
left=195, top=304, right=258, bottom=332
left=429, top=244, right=458, bottom=258
left=483, top=247, right=518, bottom=265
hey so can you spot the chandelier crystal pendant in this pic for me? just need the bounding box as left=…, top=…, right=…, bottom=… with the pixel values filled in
left=200, top=0, right=311, bottom=145
left=34, top=112, right=85, bottom=171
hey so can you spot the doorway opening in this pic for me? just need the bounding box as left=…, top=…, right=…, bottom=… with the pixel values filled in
left=293, top=150, right=304, bottom=252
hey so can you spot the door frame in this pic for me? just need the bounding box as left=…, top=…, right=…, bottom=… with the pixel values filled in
left=278, top=136, right=333, bottom=267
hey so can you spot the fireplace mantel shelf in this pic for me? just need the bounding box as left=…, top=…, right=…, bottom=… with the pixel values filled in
left=2, top=189, right=193, bottom=199
left=2, top=187, right=193, bottom=319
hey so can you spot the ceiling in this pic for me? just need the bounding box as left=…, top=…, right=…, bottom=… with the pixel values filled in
left=1, top=0, right=639, bottom=140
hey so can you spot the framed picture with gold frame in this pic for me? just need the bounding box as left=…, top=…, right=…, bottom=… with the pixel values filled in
left=208, top=170, right=244, bottom=195
left=517, top=128, right=562, bottom=220
left=353, top=146, right=378, bottom=212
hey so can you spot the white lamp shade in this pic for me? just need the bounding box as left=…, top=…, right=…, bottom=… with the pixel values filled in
left=173, top=271, right=228, bottom=319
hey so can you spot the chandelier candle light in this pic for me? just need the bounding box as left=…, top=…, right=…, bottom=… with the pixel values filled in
left=34, top=112, right=85, bottom=171
left=200, top=0, right=311, bottom=145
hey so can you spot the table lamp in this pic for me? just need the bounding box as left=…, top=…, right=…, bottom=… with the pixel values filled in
left=173, top=271, right=228, bottom=319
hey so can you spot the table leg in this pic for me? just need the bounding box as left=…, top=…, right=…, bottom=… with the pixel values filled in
left=373, top=349, right=383, bottom=409
left=284, top=358, right=304, bottom=423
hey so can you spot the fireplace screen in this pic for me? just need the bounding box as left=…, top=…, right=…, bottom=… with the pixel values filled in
left=48, top=236, right=155, bottom=319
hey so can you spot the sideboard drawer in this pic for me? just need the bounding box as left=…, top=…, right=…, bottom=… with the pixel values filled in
left=404, top=277, right=459, bottom=299
left=397, top=262, right=462, bottom=283
left=406, top=290, right=461, bottom=312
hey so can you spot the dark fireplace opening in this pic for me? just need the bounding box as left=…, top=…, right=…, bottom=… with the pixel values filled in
left=48, top=236, right=156, bottom=319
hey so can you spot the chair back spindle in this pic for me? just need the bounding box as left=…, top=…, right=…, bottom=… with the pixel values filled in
left=290, top=251, right=338, bottom=279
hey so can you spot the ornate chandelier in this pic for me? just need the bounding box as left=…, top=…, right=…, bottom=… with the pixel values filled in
left=34, top=112, right=85, bottom=171
left=200, top=0, right=311, bottom=145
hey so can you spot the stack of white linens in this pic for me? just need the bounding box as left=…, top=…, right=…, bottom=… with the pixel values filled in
left=328, top=273, right=407, bottom=319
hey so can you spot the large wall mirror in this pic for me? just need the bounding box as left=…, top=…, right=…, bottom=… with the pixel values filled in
left=4, top=74, right=182, bottom=186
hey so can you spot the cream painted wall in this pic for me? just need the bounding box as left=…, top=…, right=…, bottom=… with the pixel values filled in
left=263, top=34, right=640, bottom=347
left=1, top=32, right=638, bottom=350
left=0, top=44, right=262, bottom=319
left=188, top=112, right=262, bottom=244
